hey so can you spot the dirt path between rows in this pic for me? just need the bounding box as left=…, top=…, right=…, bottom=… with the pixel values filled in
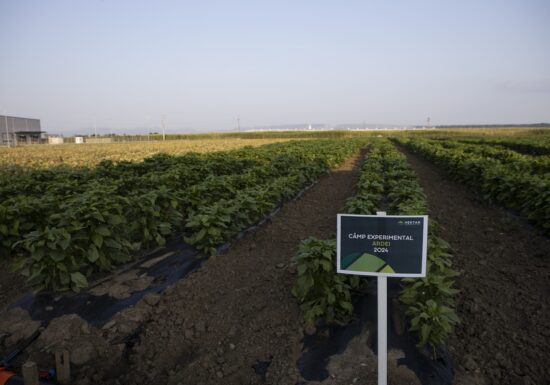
left=399, top=146, right=550, bottom=385
left=113, top=153, right=366, bottom=385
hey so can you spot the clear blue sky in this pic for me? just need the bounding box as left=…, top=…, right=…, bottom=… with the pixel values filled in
left=1, top=0, right=549, bottom=134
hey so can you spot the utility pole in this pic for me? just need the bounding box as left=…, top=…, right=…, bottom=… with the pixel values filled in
left=426, top=117, right=431, bottom=128
left=237, top=116, right=240, bottom=131
left=94, top=119, right=97, bottom=137
left=162, top=114, right=166, bottom=140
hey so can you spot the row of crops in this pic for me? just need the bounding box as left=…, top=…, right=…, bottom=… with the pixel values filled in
left=0, top=139, right=367, bottom=291
left=430, top=135, right=550, bottom=156
left=292, top=139, right=459, bottom=353
left=396, top=137, right=550, bottom=234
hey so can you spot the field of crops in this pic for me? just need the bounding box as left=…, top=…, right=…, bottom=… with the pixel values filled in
left=396, top=136, right=550, bottom=233
left=292, top=139, right=459, bottom=352
left=0, top=139, right=368, bottom=291
left=0, top=138, right=295, bottom=168
left=2, top=128, right=547, bottom=169
left=0, top=130, right=549, bottom=385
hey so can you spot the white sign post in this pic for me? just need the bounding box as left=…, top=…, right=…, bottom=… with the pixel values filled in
left=337, top=211, right=428, bottom=385
left=377, top=263, right=388, bottom=385
left=377, top=211, right=388, bottom=385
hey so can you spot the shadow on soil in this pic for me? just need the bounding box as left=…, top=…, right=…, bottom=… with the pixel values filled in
left=297, top=279, right=453, bottom=385
left=12, top=240, right=205, bottom=327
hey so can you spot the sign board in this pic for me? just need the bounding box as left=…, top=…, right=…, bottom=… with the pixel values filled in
left=337, top=214, right=428, bottom=277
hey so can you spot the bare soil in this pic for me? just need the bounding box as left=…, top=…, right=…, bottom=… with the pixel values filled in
left=400, top=147, right=550, bottom=385
left=116, top=153, right=368, bottom=385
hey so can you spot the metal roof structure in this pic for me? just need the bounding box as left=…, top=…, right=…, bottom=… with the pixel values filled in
left=1, top=115, right=42, bottom=145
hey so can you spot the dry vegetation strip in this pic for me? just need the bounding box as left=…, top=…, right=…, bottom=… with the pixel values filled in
left=0, top=138, right=295, bottom=168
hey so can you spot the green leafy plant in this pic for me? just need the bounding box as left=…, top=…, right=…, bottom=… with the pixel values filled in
left=291, top=237, right=362, bottom=328
left=406, top=299, right=460, bottom=357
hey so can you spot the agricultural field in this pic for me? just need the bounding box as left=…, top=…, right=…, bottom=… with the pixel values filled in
left=0, top=139, right=363, bottom=291
left=395, top=136, right=550, bottom=233
left=0, top=130, right=549, bottom=385
left=0, top=138, right=295, bottom=168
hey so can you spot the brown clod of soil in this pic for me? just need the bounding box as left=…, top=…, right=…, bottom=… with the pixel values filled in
left=400, top=146, right=550, bottom=385
left=0, top=308, right=41, bottom=352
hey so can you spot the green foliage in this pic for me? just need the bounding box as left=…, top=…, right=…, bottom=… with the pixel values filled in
left=181, top=142, right=364, bottom=255
left=432, top=135, right=550, bottom=156
left=397, top=137, right=550, bottom=234
left=1, top=139, right=367, bottom=291
left=400, top=237, right=459, bottom=356
left=291, top=237, right=361, bottom=327
left=184, top=200, right=237, bottom=255
left=341, top=138, right=460, bottom=355
left=406, top=299, right=459, bottom=357
left=288, top=139, right=459, bottom=354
